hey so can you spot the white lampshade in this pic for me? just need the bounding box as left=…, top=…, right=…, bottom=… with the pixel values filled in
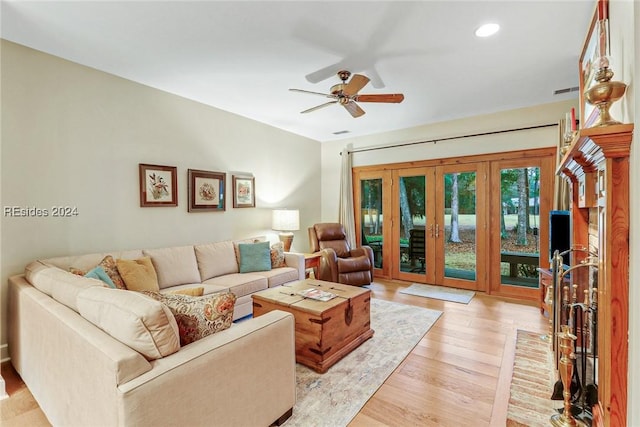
left=272, top=209, right=300, bottom=231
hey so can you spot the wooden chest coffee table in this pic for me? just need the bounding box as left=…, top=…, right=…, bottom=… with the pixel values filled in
left=252, top=279, right=374, bottom=373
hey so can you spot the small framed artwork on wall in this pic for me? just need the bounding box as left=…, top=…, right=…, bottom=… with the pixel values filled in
left=188, top=169, right=226, bottom=212
left=232, top=175, right=255, bottom=208
left=139, top=163, right=178, bottom=207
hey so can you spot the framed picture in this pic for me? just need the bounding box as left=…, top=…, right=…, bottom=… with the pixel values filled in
left=232, top=175, right=255, bottom=208
left=188, top=169, right=226, bottom=212
left=579, top=0, right=608, bottom=128
left=139, top=163, right=177, bottom=207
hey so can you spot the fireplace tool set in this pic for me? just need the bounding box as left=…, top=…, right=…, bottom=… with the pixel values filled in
left=550, top=248, right=598, bottom=427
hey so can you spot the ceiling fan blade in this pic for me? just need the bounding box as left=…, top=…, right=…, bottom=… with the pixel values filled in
left=289, top=88, right=336, bottom=98
left=305, top=62, right=345, bottom=84
left=300, top=101, right=338, bottom=114
left=343, top=101, right=365, bottom=118
left=342, top=74, right=370, bottom=96
left=355, top=94, right=405, bottom=103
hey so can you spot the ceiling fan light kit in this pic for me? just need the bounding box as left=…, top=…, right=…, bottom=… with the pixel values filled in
left=290, top=70, right=404, bottom=118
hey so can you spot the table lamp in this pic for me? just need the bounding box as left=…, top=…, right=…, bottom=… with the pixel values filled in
left=272, top=209, right=299, bottom=252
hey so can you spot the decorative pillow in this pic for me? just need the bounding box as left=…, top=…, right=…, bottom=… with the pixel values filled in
left=77, top=287, right=180, bottom=360
left=233, top=238, right=261, bottom=265
left=270, top=242, right=286, bottom=268
left=238, top=241, right=272, bottom=273
left=141, top=291, right=236, bottom=346
left=116, top=257, right=159, bottom=292
left=166, top=287, right=204, bottom=297
left=98, top=255, right=128, bottom=290
left=84, top=266, right=116, bottom=289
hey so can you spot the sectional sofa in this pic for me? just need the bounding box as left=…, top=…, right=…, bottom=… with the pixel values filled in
left=7, top=238, right=305, bottom=426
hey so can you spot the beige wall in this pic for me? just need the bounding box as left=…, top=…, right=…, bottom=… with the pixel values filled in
left=0, top=40, right=321, bottom=358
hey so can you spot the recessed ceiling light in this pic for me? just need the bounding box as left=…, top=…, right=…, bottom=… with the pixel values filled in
left=475, top=23, right=500, bottom=38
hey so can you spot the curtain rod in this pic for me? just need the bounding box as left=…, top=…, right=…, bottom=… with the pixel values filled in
left=341, top=122, right=558, bottom=155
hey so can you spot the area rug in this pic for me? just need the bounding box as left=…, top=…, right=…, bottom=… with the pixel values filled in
left=399, top=283, right=475, bottom=304
left=506, top=330, right=559, bottom=426
left=283, top=298, right=442, bottom=427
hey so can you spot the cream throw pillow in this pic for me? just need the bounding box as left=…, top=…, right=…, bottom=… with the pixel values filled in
left=77, top=287, right=180, bottom=360
left=166, top=287, right=205, bottom=297
left=116, top=257, right=159, bottom=292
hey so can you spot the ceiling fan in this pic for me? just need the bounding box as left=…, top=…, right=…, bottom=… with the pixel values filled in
left=289, top=70, right=404, bottom=118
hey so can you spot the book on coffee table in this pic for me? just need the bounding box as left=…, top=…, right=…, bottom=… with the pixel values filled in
left=297, top=288, right=336, bottom=302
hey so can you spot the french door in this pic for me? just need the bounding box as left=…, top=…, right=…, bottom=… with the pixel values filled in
left=391, top=164, right=486, bottom=291
left=354, top=148, right=555, bottom=300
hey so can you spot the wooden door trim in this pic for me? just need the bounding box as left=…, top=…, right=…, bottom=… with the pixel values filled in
left=352, top=147, right=556, bottom=174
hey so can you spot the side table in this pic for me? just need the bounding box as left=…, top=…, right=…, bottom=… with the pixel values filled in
left=304, top=253, right=321, bottom=279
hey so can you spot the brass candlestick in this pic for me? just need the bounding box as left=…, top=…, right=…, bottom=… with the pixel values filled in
left=551, top=325, right=587, bottom=427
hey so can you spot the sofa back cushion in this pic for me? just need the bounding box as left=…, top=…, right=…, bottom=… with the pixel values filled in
left=25, top=260, right=57, bottom=296
left=194, top=241, right=238, bottom=281
left=25, top=262, right=104, bottom=311
left=143, top=246, right=201, bottom=289
left=77, top=287, right=181, bottom=360
left=42, top=250, right=144, bottom=272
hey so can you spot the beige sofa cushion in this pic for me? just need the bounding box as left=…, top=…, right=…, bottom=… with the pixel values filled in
left=194, top=241, right=239, bottom=280
left=143, top=246, right=201, bottom=289
left=203, top=273, right=267, bottom=298
left=77, top=287, right=180, bottom=360
left=116, top=257, right=159, bottom=292
left=24, top=260, right=56, bottom=296
left=166, top=287, right=204, bottom=296
left=25, top=263, right=104, bottom=311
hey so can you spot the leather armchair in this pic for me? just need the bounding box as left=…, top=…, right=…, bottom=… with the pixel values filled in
left=308, top=223, right=374, bottom=286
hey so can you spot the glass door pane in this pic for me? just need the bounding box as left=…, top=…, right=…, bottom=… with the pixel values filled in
left=360, top=178, right=383, bottom=269
left=499, top=166, right=541, bottom=287
left=443, top=171, right=477, bottom=281
left=398, top=175, right=426, bottom=274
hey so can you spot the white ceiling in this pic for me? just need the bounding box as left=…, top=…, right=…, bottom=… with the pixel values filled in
left=1, top=1, right=594, bottom=142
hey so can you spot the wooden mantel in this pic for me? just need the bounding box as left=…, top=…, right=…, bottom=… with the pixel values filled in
left=557, top=123, right=633, bottom=427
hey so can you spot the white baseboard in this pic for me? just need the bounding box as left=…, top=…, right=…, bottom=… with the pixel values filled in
left=0, top=343, right=8, bottom=399
left=0, top=375, right=7, bottom=400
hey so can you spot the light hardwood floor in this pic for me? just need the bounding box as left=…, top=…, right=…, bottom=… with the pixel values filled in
left=1, top=279, right=548, bottom=426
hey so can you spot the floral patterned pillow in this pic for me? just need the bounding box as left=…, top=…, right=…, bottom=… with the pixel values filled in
left=69, top=255, right=127, bottom=290
left=100, top=255, right=128, bottom=290
left=141, top=291, right=236, bottom=346
left=270, top=242, right=286, bottom=268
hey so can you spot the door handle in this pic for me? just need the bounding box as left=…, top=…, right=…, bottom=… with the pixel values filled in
left=435, top=224, right=440, bottom=238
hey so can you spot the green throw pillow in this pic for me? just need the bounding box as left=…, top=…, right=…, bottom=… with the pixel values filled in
left=238, top=241, right=272, bottom=273
left=84, top=266, right=116, bottom=288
